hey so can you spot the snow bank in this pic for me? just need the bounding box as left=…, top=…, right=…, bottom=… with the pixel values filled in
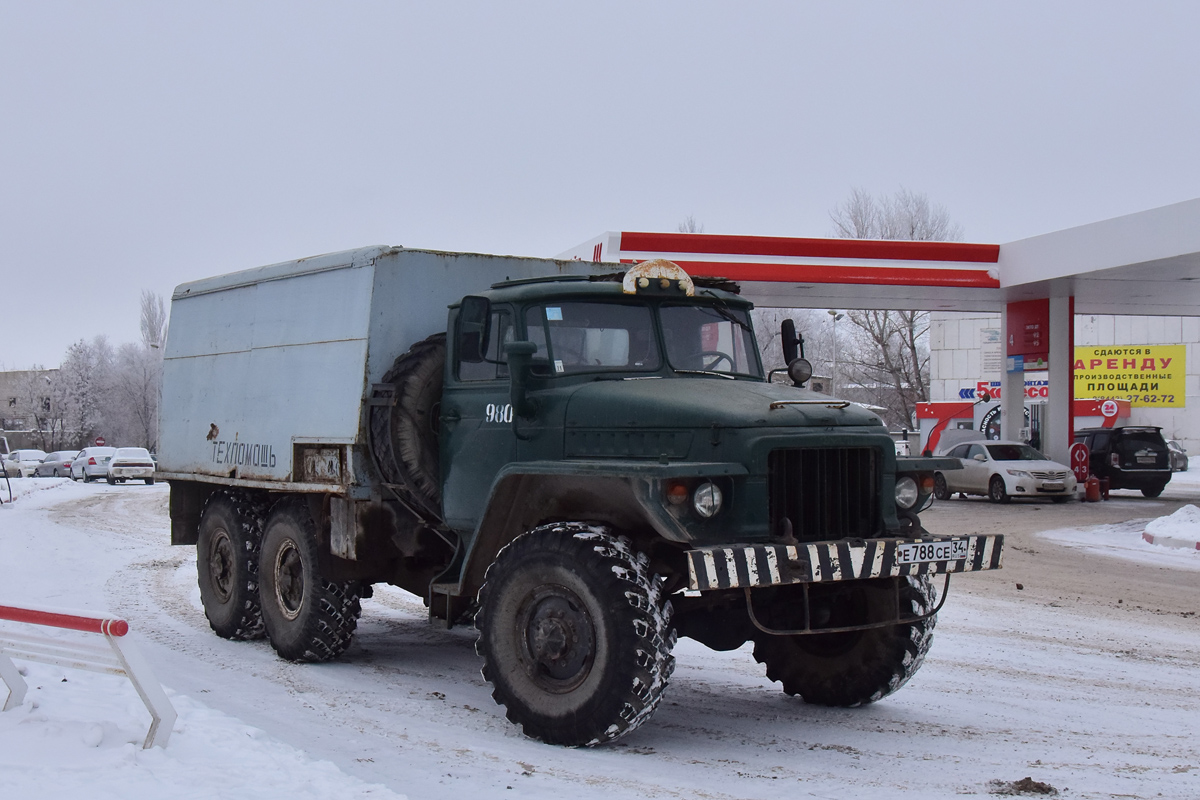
left=1144, top=504, right=1200, bottom=539
left=0, top=660, right=403, bottom=800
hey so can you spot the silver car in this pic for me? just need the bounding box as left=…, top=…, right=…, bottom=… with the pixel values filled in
left=4, top=449, right=47, bottom=478
left=34, top=450, right=82, bottom=477
left=934, top=440, right=1077, bottom=504
left=70, top=447, right=117, bottom=482
left=106, top=447, right=156, bottom=485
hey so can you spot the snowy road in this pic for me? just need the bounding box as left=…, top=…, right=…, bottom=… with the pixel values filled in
left=1, top=478, right=1198, bottom=799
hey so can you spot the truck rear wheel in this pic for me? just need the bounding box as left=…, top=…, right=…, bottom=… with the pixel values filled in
left=475, top=523, right=676, bottom=746
left=369, top=333, right=445, bottom=517
left=197, top=491, right=266, bottom=640
left=259, top=500, right=362, bottom=662
left=752, top=575, right=936, bottom=707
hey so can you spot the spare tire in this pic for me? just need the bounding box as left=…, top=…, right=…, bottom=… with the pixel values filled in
left=369, top=333, right=446, bottom=518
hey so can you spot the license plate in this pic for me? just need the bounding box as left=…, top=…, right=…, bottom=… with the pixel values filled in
left=1042, top=481, right=1064, bottom=490
left=897, top=540, right=968, bottom=564
left=1137, top=456, right=1155, bottom=464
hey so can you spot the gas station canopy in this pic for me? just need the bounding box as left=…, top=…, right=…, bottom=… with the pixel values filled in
left=559, top=197, right=1200, bottom=316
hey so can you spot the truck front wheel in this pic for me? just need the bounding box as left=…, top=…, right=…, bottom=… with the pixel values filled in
left=752, top=575, right=936, bottom=707
left=475, top=523, right=676, bottom=746
left=197, top=491, right=266, bottom=640
left=259, top=500, right=362, bottom=662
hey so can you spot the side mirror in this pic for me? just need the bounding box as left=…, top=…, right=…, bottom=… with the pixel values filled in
left=781, top=319, right=801, bottom=363
left=973, top=453, right=987, bottom=462
left=457, top=296, right=490, bottom=363
left=504, top=341, right=538, bottom=418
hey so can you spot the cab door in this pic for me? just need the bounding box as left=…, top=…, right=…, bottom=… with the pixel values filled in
left=440, top=306, right=517, bottom=532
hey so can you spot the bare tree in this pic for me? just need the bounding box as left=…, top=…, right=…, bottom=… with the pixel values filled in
left=109, top=342, right=161, bottom=450
left=140, top=289, right=167, bottom=350
left=677, top=215, right=705, bottom=233
left=828, top=188, right=962, bottom=427
left=57, top=336, right=115, bottom=444
left=831, top=187, right=962, bottom=242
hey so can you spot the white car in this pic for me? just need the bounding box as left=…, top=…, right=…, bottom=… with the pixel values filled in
left=70, top=447, right=117, bottom=482
left=106, top=447, right=156, bottom=485
left=4, top=449, right=48, bottom=478
left=934, top=440, right=1076, bottom=504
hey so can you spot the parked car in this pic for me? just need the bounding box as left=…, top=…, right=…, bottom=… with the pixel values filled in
left=934, top=440, right=1077, bottom=504
left=1167, top=440, right=1189, bottom=472
left=34, top=450, right=82, bottom=477
left=70, top=447, right=117, bottom=482
left=4, top=449, right=47, bottom=478
left=3, top=456, right=20, bottom=479
left=106, top=447, right=156, bottom=485
left=1074, top=426, right=1172, bottom=497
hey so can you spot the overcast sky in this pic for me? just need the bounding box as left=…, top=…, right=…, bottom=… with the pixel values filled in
left=3, top=1, right=1199, bottom=368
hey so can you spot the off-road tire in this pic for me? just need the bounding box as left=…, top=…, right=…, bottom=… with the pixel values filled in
left=1141, top=484, right=1166, bottom=498
left=369, top=333, right=446, bottom=517
left=752, top=575, right=937, bottom=707
left=197, top=490, right=268, bottom=640
left=933, top=472, right=950, bottom=501
left=989, top=475, right=1011, bottom=504
left=259, top=500, right=362, bottom=662
left=476, top=523, right=676, bottom=746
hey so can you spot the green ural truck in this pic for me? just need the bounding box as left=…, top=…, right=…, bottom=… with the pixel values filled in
left=158, top=246, right=1003, bottom=746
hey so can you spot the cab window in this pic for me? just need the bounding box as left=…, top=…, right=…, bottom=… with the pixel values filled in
left=457, top=309, right=512, bottom=382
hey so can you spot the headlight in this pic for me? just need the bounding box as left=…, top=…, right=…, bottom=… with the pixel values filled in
left=693, top=482, right=723, bottom=518
left=895, top=476, right=919, bottom=509
left=1006, top=469, right=1031, bottom=478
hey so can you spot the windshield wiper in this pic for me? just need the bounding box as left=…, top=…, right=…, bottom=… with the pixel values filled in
left=672, top=369, right=736, bottom=380
left=699, top=291, right=753, bottom=332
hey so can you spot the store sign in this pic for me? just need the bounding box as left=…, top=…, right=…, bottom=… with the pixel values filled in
left=1072, top=345, right=1186, bottom=408
left=958, top=379, right=1049, bottom=401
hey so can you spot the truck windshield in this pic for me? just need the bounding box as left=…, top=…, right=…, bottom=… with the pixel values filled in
left=525, top=302, right=661, bottom=375
left=660, top=304, right=762, bottom=378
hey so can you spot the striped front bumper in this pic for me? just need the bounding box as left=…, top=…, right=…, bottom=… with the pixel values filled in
left=685, top=535, right=1004, bottom=591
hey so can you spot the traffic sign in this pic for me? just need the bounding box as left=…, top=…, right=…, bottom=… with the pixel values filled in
left=1070, top=442, right=1089, bottom=482
left=94, top=436, right=106, bottom=446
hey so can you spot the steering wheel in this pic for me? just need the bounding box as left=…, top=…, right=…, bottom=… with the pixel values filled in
left=690, top=350, right=734, bottom=371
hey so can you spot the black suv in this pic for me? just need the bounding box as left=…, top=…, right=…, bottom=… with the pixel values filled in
left=1074, top=426, right=1172, bottom=497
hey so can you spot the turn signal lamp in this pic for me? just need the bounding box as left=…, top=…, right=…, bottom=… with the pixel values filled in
left=665, top=481, right=689, bottom=506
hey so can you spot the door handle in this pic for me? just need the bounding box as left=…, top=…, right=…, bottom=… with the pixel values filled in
left=442, top=409, right=462, bottom=425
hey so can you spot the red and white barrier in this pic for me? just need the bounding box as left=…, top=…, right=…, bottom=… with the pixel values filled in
left=0, top=603, right=177, bottom=748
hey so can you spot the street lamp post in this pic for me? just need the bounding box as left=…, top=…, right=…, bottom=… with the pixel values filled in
left=827, top=310, right=844, bottom=394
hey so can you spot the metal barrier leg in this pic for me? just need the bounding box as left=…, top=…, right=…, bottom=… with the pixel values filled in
left=106, top=634, right=177, bottom=749
left=0, top=652, right=28, bottom=711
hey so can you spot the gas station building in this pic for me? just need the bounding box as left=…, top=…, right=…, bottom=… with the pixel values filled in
left=560, top=197, right=1200, bottom=468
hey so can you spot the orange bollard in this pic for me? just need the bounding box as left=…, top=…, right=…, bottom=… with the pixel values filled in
left=1085, top=475, right=1101, bottom=502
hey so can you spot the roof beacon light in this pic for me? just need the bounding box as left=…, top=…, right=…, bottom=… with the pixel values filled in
left=623, top=259, right=695, bottom=297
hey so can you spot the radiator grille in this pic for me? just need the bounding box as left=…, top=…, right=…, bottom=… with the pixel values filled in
left=768, top=448, right=881, bottom=542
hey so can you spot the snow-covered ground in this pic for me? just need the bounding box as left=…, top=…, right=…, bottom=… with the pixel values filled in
left=1, top=477, right=1198, bottom=799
